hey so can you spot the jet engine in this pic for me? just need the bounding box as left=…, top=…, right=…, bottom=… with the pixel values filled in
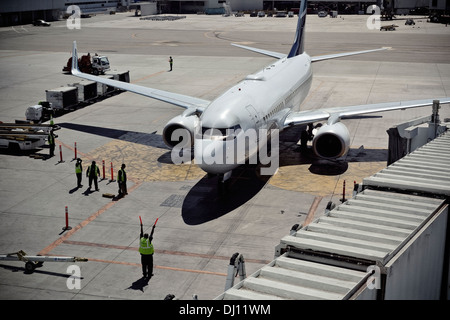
left=162, top=114, right=198, bottom=148
left=312, top=122, right=350, bottom=158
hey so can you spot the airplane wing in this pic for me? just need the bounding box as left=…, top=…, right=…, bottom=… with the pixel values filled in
left=311, top=47, right=389, bottom=62
left=71, top=41, right=210, bottom=111
left=231, top=43, right=287, bottom=59
left=284, top=98, right=450, bottom=127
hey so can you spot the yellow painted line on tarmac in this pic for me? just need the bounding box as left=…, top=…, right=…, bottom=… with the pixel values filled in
left=131, top=70, right=166, bottom=84
left=56, top=139, right=89, bottom=160
left=88, top=257, right=227, bottom=276
left=63, top=240, right=271, bottom=264
left=38, top=180, right=143, bottom=256
left=303, top=196, right=323, bottom=227
left=155, top=265, right=227, bottom=276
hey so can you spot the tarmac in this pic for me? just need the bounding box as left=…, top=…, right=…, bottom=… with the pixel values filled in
left=0, top=12, right=449, bottom=302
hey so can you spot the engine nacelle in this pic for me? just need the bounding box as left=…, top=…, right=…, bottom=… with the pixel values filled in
left=162, top=114, right=198, bottom=148
left=312, top=122, right=350, bottom=159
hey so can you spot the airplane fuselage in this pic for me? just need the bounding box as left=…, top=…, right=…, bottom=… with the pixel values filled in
left=195, top=53, right=313, bottom=174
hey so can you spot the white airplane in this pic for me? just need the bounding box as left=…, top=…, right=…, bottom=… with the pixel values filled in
left=71, top=0, right=449, bottom=181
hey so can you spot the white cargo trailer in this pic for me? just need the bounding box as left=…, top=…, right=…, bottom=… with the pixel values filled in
left=45, top=86, right=78, bottom=111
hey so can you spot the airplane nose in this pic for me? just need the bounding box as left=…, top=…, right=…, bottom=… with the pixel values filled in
left=194, top=138, right=239, bottom=174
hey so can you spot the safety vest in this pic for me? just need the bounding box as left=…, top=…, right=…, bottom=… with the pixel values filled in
left=75, top=163, right=82, bottom=174
left=118, top=169, right=126, bottom=182
left=87, top=165, right=99, bottom=177
left=139, top=237, right=154, bottom=255
left=48, top=133, right=54, bottom=145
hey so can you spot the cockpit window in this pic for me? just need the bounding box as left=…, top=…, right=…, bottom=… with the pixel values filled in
left=201, top=124, right=241, bottom=140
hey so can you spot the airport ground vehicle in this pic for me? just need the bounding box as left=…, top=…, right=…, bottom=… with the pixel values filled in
left=0, top=122, right=59, bottom=151
left=33, top=19, right=50, bottom=26
left=380, top=24, right=398, bottom=31
left=0, top=250, right=87, bottom=273
left=45, top=86, right=78, bottom=111
left=25, top=101, right=54, bottom=123
left=63, top=53, right=110, bottom=75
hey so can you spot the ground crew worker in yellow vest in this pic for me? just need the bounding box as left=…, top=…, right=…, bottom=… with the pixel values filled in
left=48, top=129, right=56, bottom=157
left=139, top=223, right=155, bottom=279
left=118, top=163, right=127, bottom=197
left=86, top=160, right=100, bottom=191
left=75, top=158, right=83, bottom=188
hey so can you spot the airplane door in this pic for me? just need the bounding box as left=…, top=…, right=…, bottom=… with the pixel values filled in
left=245, top=105, right=260, bottom=127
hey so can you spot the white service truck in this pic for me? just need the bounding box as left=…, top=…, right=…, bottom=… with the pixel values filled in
left=0, top=123, right=59, bottom=151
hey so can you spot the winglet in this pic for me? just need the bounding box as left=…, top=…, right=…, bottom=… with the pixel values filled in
left=71, top=41, right=79, bottom=74
left=287, top=0, right=307, bottom=58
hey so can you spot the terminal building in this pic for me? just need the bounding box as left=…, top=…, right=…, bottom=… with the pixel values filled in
left=1, top=0, right=448, bottom=26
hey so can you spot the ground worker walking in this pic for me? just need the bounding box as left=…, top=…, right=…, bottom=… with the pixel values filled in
left=48, top=129, right=56, bottom=157
left=86, top=160, right=100, bottom=191
left=139, top=222, right=155, bottom=279
left=169, top=56, right=173, bottom=71
left=118, top=163, right=127, bottom=197
left=75, top=158, right=83, bottom=188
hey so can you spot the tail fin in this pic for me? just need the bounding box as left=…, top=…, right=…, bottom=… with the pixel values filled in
left=287, top=0, right=307, bottom=58
left=71, top=41, right=79, bottom=73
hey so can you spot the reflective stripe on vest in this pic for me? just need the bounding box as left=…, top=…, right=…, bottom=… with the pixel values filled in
left=139, top=237, right=154, bottom=255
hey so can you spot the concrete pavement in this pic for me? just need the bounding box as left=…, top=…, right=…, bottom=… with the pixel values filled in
left=0, top=12, right=449, bottom=301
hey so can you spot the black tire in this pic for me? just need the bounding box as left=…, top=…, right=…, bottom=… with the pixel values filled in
left=25, top=261, right=36, bottom=273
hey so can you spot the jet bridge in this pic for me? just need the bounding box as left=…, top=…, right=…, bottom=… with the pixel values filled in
left=216, top=129, right=450, bottom=300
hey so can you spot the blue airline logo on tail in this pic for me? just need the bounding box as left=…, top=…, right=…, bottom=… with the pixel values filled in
left=287, top=0, right=308, bottom=58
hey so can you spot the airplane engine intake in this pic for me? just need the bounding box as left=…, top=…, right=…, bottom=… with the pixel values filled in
left=312, top=122, right=350, bottom=158
left=162, top=114, right=198, bottom=148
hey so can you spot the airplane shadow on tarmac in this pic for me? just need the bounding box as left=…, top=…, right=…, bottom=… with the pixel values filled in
left=181, top=164, right=271, bottom=225
left=59, top=123, right=169, bottom=150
